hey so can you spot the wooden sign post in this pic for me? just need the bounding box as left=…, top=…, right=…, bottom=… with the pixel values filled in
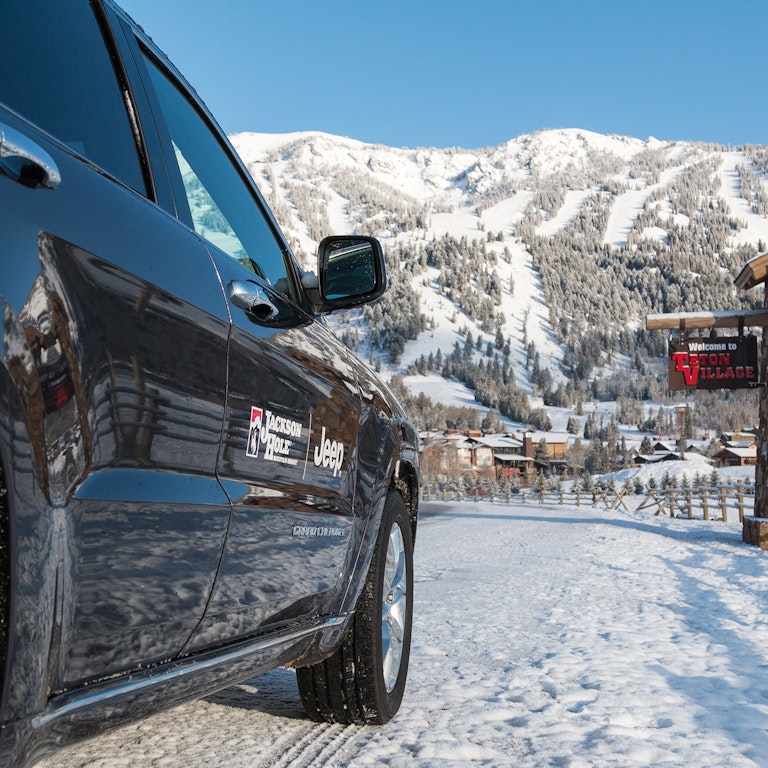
left=736, top=253, right=768, bottom=546
left=646, top=251, right=768, bottom=548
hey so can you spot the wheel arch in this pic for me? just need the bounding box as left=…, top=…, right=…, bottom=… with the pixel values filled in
left=0, top=351, right=57, bottom=727
left=392, top=456, right=419, bottom=546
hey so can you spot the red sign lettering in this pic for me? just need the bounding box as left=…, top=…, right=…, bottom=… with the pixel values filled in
left=668, top=337, right=759, bottom=391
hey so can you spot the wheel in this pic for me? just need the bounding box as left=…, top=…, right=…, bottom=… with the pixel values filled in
left=297, top=490, right=413, bottom=724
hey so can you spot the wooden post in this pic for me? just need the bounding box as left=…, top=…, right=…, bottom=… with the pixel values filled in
left=686, top=488, right=693, bottom=519
left=720, top=487, right=728, bottom=522
left=755, top=281, right=768, bottom=520
left=737, top=486, right=745, bottom=523
left=737, top=255, right=768, bottom=546
left=702, top=488, right=709, bottom=521
left=646, top=259, right=768, bottom=546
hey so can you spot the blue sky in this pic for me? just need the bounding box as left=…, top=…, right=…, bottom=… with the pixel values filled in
left=118, top=0, right=768, bottom=149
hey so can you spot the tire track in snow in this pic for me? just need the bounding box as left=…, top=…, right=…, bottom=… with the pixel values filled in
left=267, top=722, right=365, bottom=768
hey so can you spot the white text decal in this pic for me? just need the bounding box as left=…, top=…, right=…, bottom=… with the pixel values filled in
left=313, top=426, right=345, bottom=477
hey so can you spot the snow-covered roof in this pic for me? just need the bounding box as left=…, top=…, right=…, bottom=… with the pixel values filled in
left=474, top=436, right=521, bottom=449
left=635, top=452, right=683, bottom=464
left=723, top=440, right=756, bottom=449
left=717, top=446, right=757, bottom=458
left=529, top=431, right=571, bottom=444
left=495, top=453, right=533, bottom=462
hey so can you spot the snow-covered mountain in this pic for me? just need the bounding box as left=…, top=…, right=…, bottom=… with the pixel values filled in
left=230, top=128, right=768, bottom=424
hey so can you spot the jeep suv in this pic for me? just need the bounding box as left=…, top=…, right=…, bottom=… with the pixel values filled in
left=0, top=3, right=418, bottom=766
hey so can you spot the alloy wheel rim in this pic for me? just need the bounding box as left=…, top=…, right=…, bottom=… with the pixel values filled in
left=381, top=522, right=407, bottom=693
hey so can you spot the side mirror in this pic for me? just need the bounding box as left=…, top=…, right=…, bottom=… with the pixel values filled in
left=314, top=235, right=387, bottom=312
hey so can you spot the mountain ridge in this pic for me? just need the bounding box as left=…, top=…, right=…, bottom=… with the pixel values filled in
left=230, top=128, right=768, bottom=429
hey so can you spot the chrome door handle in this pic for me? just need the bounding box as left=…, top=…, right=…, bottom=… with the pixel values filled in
left=228, top=280, right=279, bottom=321
left=0, top=121, right=61, bottom=189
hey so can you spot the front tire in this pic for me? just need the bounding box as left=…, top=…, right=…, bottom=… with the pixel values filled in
left=297, top=490, right=413, bottom=724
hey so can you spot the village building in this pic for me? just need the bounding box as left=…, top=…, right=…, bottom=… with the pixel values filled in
left=419, top=429, right=575, bottom=483
left=714, top=445, right=757, bottom=467
left=713, top=429, right=758, bottom=467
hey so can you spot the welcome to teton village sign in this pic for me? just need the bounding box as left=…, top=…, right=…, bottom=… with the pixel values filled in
left=668, top=335, right=758, bottom=391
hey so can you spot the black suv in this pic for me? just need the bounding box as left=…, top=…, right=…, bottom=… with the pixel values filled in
left=0, top=3, right=418, bottom=766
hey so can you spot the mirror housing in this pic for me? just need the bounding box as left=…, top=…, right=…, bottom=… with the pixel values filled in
left=311, top=235, right=387, bottom=313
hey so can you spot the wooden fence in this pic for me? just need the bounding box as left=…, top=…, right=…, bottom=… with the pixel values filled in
left=422, top=484, right=755, bottom=522
left=519, top=488, right=632, bottom=511
left=634, top=485, right=754, bottom=522
left=422, top=487, right=630, bottom=510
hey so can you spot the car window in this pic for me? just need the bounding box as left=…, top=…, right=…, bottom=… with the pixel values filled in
left=0, top=2, right=145, bottom=193
left=143, top=53, right=295, bottom=298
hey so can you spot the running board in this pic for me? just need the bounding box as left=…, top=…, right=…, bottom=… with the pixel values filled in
left=38, top=616, right=347, bottom=726
left=7, top=616, right=349, bottom=767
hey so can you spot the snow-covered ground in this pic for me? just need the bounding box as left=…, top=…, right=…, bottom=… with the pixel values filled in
left=39, top=496, right=768, bottom=768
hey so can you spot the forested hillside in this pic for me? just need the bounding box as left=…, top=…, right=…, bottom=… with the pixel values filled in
left=231, top=129, right=768, bottom=432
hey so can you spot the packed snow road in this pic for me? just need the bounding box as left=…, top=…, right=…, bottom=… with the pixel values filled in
left=38, top=499, right=768, bottom=767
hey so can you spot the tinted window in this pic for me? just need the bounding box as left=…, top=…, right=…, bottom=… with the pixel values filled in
left=0, top=1, right=144, bottom=192
left=143, top=54, right=294, bottom=298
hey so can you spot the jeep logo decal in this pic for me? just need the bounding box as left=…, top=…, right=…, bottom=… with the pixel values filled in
left=313, top=426, right=345, bottom=477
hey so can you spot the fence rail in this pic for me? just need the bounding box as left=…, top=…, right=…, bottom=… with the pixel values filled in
left=422, top=484, right=755, bottom=522
left=422, top=487, right=630, bottom=510
left=635, top=485, right=754, bottom=522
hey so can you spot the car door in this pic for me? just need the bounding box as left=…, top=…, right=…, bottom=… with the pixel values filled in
left=132, top=44, right=368, bottom=649
left=0, top=2, right=232, bottom=697
left=200, top=271, right=365, bottom=646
